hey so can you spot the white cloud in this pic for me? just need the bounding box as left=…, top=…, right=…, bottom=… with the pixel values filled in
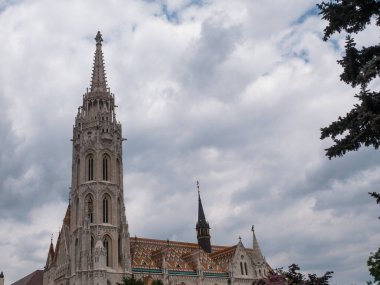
left=0, top=0, right=378, bottom=284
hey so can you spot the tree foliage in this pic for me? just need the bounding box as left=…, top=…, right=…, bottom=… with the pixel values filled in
left=317, top=0, right=380, bottom=158
left=152, top=280, right=164, bottom=285
left=117, top=276, right=144, bottom=285
left=274, top=264, right=333, bottom=285
left=368, top=247, right=380, bottom=284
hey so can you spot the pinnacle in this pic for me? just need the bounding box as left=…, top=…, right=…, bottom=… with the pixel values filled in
left=90, top=31, right=108, bottom=92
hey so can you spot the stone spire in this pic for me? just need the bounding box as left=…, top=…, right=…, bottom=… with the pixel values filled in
left=251, top=225, right=265, bottom=261
left=90, top=31, right=108, bottom=92
left=196, top=181, right=211, bottom=253
left=45, top=237, right=55, bottom=270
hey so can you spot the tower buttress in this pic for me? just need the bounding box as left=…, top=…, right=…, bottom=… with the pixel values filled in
left=196, top=181, right=211, bottom=253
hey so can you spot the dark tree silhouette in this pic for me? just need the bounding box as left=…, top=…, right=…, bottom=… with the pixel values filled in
left=274, top=264, right=333, bottom=285
left=117, top=276, right=144, bottom=285
left=368, top=247, right=380, bottom=284
left=317, top=0, right=380, bottom=159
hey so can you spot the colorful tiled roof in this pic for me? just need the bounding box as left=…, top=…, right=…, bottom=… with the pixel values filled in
left=131, top=237, right=237, bottom=274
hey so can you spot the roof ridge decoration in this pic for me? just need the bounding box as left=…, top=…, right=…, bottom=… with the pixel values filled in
left=90, top=31, right=108, bottom=92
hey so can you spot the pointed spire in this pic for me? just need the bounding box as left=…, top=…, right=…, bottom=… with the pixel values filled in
left=196, top=181, right=211, bottom=253
left=45, top=235, right=55, bottom=270
left=197, top=181, right=206, bottom=222
left=251, top=225, right=264, bottom=261
left=90, top=31, right=108, bottom=92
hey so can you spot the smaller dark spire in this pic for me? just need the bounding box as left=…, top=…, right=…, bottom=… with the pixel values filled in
left=196, top=181, right=211, bottom=253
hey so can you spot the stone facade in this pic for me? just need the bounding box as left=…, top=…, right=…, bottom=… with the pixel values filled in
left=43, top=32, right=272, bottom=285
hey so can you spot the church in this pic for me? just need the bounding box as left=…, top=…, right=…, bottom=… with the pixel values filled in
left=43, top=32, right=271, bottom=285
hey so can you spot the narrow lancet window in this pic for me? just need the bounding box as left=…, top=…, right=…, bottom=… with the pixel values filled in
left=102, top=155, right=110, bottom=181
left=103, top=235, right=112, bottom=267
left=87, top=155, right=94, bottom=181
left=103, top=195, right=110, bottom=223
left=85, top=195, right=94, bottom=223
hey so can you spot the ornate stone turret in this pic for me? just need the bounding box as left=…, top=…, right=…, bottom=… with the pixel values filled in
left=196, top=181, right=211, bottom=253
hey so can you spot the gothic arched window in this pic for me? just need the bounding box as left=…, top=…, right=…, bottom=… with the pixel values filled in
left=244, top=262, right=248, bottom=275
left=85, top=194, right=94, bottom=223
left=86, top=154, right=94, bottom=181
left=102, top=154, right=110, bottom=181
left=240, top=262, right=244, bottom=275
left=103, top=194, right=111, bottom=223
left=103, top=235, right=112, bottom=267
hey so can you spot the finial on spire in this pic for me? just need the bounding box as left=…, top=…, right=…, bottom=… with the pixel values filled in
left=90, top=31, right=108, bottom=92
left=197, top=180, right=200, bottom=194
left=95, top=31, right=103, bottom=45
left=251, top=225, right=254, bottom=232
left=51, top=233, right=53, bottom=244
left=238, top=236, right=242, bottom=242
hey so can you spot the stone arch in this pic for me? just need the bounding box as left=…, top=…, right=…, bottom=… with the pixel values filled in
left=85, top=152, right=95, bottom=181
left=102, top=153, right=111, bottom=181
left=103, top=234, right=112, bottom=267
left=102, top=193, right=112, bottom=224
left=84, top=193, right=94, bottom=223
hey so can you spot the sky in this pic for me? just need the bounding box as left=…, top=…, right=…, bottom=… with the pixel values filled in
left=0, top=0, right=379, bottom=284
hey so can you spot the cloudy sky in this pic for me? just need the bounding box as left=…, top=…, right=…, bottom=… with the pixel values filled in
left=0, top=0, right=379, bottom=284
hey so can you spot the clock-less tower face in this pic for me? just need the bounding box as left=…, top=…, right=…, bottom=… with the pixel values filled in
left=69, top=31, right=131, bottom=278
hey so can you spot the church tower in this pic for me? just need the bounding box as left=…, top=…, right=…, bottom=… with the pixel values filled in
left=196, top=182, right=211, bottom=253
left=67, top=31, right=130, bottom=285
left=43, top=31, right=272, bottom=285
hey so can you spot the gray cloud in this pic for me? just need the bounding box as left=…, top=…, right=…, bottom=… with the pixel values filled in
left=0, top=1, right=378, bottom=285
